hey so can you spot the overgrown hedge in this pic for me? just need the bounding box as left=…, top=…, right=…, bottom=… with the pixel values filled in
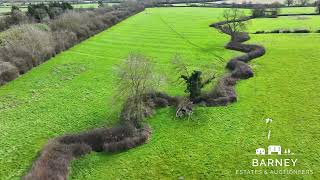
left=254, top=28, right=313, bottom=34
left=24, top=91, right=178, bottom=179
left=204, top=18, right=266, bottom=107
left=0, top=3, right=145, bottom=86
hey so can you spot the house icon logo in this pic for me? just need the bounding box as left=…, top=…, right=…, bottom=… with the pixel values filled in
left=256, top=148, right=265, bottom=155
left=256, top=145, right=292, bottom=155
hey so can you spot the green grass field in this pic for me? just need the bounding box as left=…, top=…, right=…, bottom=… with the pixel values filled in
left=0, top=7, right=11, bottom=13
left=0, top=6, right=27, bottom=13
left=280, top=7, right=317, bottom=14
left=248, top=15, right=320, bottom=32
left=1, top=7, right=320, bottom=179
left=72, top=3, right=119, bottom=8
left=72, top=3, right=99, bottom=8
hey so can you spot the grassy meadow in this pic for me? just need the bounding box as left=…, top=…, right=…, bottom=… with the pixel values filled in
left=248, top=15, right=320, bottom=32
left=72, top=3, right=119, bottom=8
left=0, top=7, right=27, bottom=13
left=280, top=7, right=317, bottom=14
left=0, top=7, right=319, bottom=179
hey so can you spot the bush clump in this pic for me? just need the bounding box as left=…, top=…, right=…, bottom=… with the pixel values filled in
left=292, top=29, right=310, bottom=33
left=270, top=29, right=280, bottom=33
left=280, top=29, right=292, bottom=33
left=0, top=61, right=19, bottom=85
left=254, top=30, right=265, bottom=34
left=0, top=24, right=54, bottom=76
left=27, top=2, right=73, bottom=21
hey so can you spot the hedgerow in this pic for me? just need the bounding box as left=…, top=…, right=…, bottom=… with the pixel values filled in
left=0, top=2, right=145, bottom=86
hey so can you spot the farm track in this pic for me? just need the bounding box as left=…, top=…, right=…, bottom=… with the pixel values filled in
left=24, top=16, right=266, bottom=179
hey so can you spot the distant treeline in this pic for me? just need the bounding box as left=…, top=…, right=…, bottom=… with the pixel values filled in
left=157, top=0, right=222, bottom=4
left=1, top=0, right=221, bottom=5
left=0, top=0, right=123, bottom=3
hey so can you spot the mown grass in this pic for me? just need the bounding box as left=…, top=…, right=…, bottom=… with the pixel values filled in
left=280, top=7, right=317, bottom=14
left=247, top=15, right=320, bottom=32
left=1, top=7, right=319, bottom=179
left=0, top=7, right=234, bottom=179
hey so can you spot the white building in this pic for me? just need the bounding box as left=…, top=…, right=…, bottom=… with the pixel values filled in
left=268, top=145, right=281, bottom=155
left=256, top=148, right=265, bottom=155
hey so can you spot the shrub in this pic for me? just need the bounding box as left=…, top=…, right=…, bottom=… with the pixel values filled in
left=205, top=75, right=238, bottom=105
left=48, top=7, right=63, bottom=19
left=116, top=53, right=161, bottom=127
left=10, top=9, right=28, bottom=25
left=0, top=24, right=54, bottom=72
left=281, top=29, right=292, bottom=33
left=8, top=57, right=34, bottom=74
left=28, top=2, right=73, bottom=21
left=316, top=29, right=320, bottom=33
left=32, top=7, right=50, bottom=21
left=255, top=30, right=265, bottom=34
left=270, top=29, right=280, bottom=33
left=0, top=17, right=9, bottom=31
left=50, top=11, right=93, bottom=39
left=231, top=61, right=253, bottom=79
left=50, top=12, right=81, bottom=36
left=52, top=30, right=77, bottom=53
left=293, top=29, right=310, bottom=33
left=0, top=61, right=19, bottom=85
left=0, top=8, right=28, bottom=31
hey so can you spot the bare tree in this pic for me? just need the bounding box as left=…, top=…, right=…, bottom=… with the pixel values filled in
left=316, top=0, right=320, bottom=14
left=298, top=0, right=310, bottom=6
left=116, top=53, right=162, bottom=127
left=285, top=0, right=294, bottom=6
left=220, top=8, right=247, bottom=37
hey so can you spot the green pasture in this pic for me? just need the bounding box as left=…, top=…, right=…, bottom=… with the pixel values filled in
left=72, top=3, right=99, bottom=8
left=248, top=15, right=320, bottom=32
left=0, top=7, right=319, bottom=179
left=72, top=3, right=119, bottom=9
left=0, top=6, right=27, bottom=13
left=280, top=7, right=317, bottom=14
left=170, top=3, right=204, bottom=6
